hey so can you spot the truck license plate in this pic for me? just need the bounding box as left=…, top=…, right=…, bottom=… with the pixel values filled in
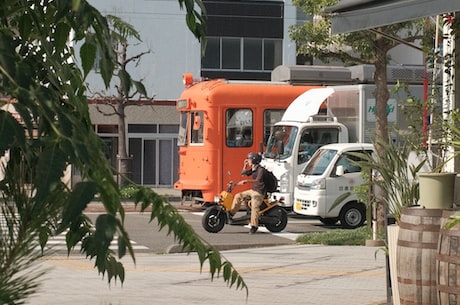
left=295, top=202, right=301, bottom=210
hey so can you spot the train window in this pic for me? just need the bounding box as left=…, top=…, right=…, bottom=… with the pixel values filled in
left=177, top=112, right=188, bottom=146
left=226, top=109, right=253, bottom=147
left=190, top=112, right=204, bottom=144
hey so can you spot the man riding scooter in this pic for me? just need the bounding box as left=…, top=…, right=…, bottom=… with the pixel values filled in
left=228, top=152, right=267, bottom=234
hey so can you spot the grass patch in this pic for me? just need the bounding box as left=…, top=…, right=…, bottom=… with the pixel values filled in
left=296, top=226, right=372, bottom=246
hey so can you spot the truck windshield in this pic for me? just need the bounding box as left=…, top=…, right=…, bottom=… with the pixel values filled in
left=264, top=126, right=298, bottom=159
left=301, top=149, right=338, bottom=176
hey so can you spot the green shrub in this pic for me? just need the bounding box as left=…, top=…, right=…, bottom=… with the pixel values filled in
left=120, top=184, right=141, bottom=199
left=296, top=226, right=371, bottom=246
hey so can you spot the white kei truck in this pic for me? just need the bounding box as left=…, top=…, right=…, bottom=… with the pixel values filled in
left=293, top=143, right=375, bottom=229
left=261, top=83, right=424, bottom=212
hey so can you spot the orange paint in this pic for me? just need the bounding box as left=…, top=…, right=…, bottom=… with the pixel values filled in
left=174, top=77, right=321, bottom=203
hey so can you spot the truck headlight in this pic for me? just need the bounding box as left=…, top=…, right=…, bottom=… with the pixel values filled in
left=279, top=172, right=289, bottom=193
left=296, top=175, right=308, bottom=187
left=310, top=178, right=326, bottom=190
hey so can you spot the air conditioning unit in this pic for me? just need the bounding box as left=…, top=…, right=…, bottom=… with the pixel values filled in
left=348, top=64, right=438, bottom=84
left=271, top=65, right=353, bottom=85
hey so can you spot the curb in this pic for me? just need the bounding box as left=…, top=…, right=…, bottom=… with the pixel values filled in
left=84, top=201, right=204, bottom=213
left=166, top=242, right=288, bottom=254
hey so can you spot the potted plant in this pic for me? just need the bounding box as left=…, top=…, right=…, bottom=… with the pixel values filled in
left=398, top=80, right=458, bottom=209
left=355, top=135, right=425, bottom=305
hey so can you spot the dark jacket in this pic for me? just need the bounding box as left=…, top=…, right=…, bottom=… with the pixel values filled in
left=242, top=165, right=266, bottom=195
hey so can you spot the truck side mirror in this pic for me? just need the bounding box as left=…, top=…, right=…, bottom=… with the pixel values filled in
left=336, top=165, right=345, bottom=176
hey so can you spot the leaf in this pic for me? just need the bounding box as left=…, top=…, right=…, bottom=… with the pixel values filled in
left=118, top=69, right=132, bottom=97
left=54, top=21, right=71, bottom=53
left=0, top=110, right=25, bottom=152
left=80, top=41, right=97, bottom=78
left=33, top=144, right=68, bottom=205
left=133, top=80, right=147, bottom=97
left=328, top=192, right=352, bottom=213
left=18, top=13, right=33, bottom=39
left=60, top=181, right=98, bottom=230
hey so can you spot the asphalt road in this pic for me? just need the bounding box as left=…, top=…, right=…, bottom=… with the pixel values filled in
left=78, top=200, right=339, bottom=255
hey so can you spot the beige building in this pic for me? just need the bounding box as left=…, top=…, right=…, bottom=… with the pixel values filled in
left=89, top=101, right=179, bottom=187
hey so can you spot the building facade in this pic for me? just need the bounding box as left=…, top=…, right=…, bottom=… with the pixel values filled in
left=84, top=0, right=424, bottom=187
left=84, top=0, right=304, bottom=187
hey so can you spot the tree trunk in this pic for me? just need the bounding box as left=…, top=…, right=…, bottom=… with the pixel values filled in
left=454, top=14, right=460, bottom=174
left=373, top=32, right=391, bottom=235
left=117, top=103, right=132, bottom=187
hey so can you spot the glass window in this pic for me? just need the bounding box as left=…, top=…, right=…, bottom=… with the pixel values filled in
left=244, top=38, right=262, bottom=70
left=202, top=37, right=220, bottom=69
left=332, top=150, right=371, bottom=176
left=263, top=109, right=285, bottom=145
left=298, top=130, right=317, bottom=165
left=96, top=124, right=118, bottom=133
left=265, top=125, right=298, bottom=159
left=177, top=112, right=188, bottom=146
left=264, top=39, right=282, bottom=70
left=190, top=112, right=204, bottom=144
left=202, top=37, right=282, bottom=72
left=100, top=137, right=118, bottom=169
left=128, top=124, right=156, bottom=133
left=302, top=149, right=338, bottom=176
left=159, top=124, right=179, bottom=133
left=226, top=109, right=253, bottom=147
left=222, top=38, right=240, bottom=70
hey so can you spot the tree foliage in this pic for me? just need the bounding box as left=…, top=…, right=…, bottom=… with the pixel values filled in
left=290, top=0, right=430, bottom=66
left=290, top=0, right=431, bottom=146
left=90, top=15, right=153, bottom=187
left=290, top=0, right=435, bottom=233
left=0, top=1, right=245, bottom=303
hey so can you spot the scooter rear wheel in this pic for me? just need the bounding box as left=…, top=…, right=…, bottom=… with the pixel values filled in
left=264, top=206, right=288, bottom=233
left=202, top=206, right=226, bottom=233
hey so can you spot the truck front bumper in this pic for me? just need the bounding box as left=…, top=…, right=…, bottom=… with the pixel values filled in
left=271, top=192, right=293, bottom=208
left=293, top=188, right=326, bottom=217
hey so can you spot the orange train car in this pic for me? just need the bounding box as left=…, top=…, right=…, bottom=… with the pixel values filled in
left=174, top=74, right=321, bottom=204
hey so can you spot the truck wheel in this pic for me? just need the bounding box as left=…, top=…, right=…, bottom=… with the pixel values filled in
left=339, top=203, right=365, bottom=229
left=202, top=206, right=226, bottom=233
left=319, top=217, right=338, bottom=225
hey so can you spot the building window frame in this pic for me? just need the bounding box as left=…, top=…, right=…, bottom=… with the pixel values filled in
left=202, top=37, right=282, bottom=72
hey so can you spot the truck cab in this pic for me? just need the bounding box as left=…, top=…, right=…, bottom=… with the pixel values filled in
left=261, top=88, right=349, bottom=209
left=293, top=143, right=375, bottom=229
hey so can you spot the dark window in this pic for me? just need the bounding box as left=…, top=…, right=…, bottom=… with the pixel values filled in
left=222, top=38, right=241, bottom=70
left=128, top=124, right=157, bottom=133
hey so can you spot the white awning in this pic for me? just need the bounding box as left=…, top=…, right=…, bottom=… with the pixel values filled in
left=324, top=0, right=460, bottom=34
left=281, top=88, right=335, bottom=122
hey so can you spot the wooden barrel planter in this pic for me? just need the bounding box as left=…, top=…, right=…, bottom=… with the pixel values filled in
left=437, top=209, right=460, bottom=305
left=397, top=207, right=443, bottom=305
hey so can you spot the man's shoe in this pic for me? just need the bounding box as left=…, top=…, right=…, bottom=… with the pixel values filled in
left=249, top=226, right=258, bottom=234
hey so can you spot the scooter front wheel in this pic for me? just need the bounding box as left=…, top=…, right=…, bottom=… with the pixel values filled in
left=202, top=206, right=227, bottom=233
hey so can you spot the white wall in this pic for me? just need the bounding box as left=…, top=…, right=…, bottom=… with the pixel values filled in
left=86, top=0, right=202, bottom=100
left=282, top=0, right=300, bottom=66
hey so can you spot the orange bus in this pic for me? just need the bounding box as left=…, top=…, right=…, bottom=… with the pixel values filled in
left=174, top=74, right=321, bottom=204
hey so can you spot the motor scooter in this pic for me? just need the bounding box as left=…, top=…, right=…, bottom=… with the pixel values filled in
left=201, top=180, right=288, bottom=233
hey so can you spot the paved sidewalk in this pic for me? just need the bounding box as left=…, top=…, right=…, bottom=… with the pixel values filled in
left=26, top=244, right=388, bottom=305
